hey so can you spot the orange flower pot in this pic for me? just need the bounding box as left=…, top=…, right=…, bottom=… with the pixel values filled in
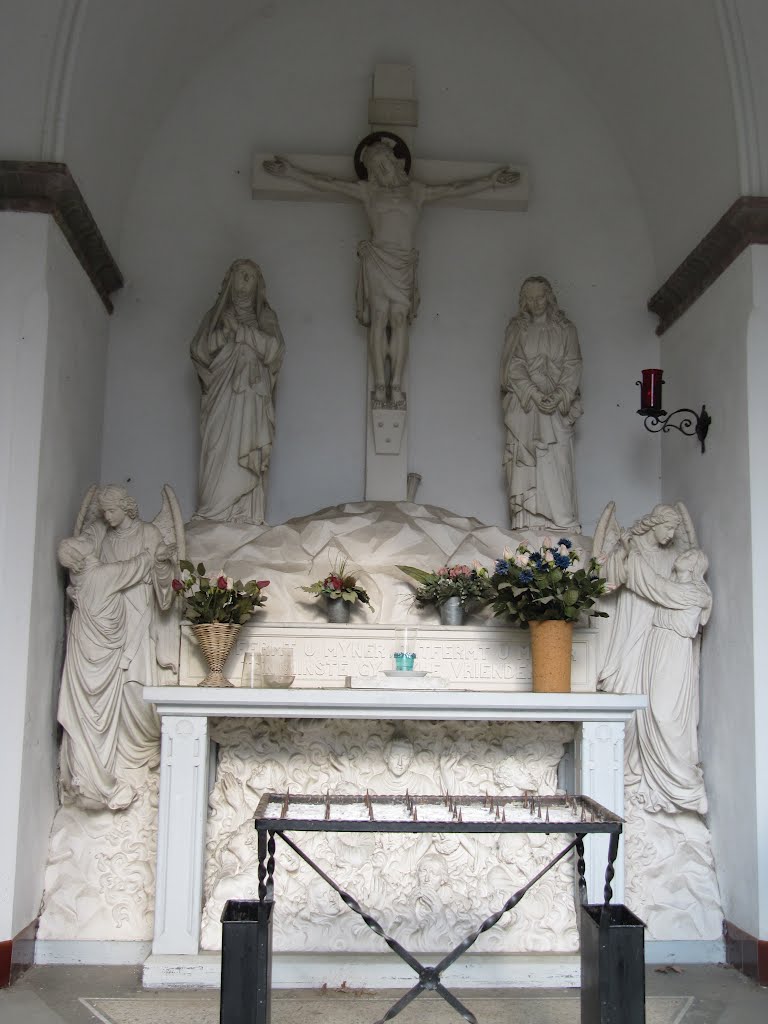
left=529, top=620, right=573, bottom=693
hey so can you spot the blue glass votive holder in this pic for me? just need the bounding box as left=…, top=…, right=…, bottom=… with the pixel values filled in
left=394, top=652, right=416, bottom=671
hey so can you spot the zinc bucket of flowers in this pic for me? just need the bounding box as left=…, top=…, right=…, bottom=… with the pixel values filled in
left=397, top=563, right=493, bottom=626
left=301, top=558, right=373, bottom=624
left=173, top=561, right=269, bottom=687
left=489, top=539, right=608, bottom=693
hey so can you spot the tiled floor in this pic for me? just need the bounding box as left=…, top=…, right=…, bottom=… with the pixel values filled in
left=0, top=964, right=766, bottom=1024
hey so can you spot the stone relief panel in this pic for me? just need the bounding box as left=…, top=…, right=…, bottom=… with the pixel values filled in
left=623, top=792, right=722, bottom=940
left=200, top=719, right=578, bottom=954
left=38, top=765, right=158, bottom=940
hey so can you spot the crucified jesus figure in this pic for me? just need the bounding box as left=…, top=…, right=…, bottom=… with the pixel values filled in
left=264, top=137, right=519, bottom=406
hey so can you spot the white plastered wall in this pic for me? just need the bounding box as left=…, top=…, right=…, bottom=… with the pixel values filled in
left=0, top=212, right=108, bottom=941
left=660, top=249, right=757, bottom=936
left=100, top=0, right=661, bottom=533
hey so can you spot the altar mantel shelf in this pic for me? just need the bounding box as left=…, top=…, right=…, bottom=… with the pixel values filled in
left=143, top=686, right=646, bottom=977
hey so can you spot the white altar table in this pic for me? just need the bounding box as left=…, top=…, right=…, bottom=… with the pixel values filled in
left=143, top=686, right=645, bottom=981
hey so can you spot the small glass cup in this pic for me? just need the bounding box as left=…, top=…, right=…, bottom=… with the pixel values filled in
left=393, top=627, right=418, bottom=672
left=261, top=645, right=295, bottom=688
left=240, top=651, right=261, bottom=688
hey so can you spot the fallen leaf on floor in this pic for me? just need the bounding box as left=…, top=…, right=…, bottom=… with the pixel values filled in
left=655, top=964, right=685, bottom=974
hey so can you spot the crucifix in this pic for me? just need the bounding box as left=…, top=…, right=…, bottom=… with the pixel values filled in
left=252, top=65, right=528, bottom=501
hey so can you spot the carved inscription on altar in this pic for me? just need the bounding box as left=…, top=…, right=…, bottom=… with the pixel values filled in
left=180, top=624, right=598, bottom=690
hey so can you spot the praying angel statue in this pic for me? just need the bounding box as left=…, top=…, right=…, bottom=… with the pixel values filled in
left=264, top=133, right=519, bottom=407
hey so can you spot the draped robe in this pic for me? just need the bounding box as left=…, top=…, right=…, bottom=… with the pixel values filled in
left=59, top=552, right=153, bottom=810
left=191, top=304, right=284, bottom=524
left=501, top=316, right=582, bottom=530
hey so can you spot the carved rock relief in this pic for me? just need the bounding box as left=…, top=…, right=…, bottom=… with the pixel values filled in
left=39, top=765, right=158, bottom=940
left=200, top=719, right=579, bottom=954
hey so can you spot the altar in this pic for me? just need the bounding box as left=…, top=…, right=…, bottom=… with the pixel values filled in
left=142, top=684, right=645, bottom=988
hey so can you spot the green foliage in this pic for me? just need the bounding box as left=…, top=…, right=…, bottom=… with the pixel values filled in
left=174, top=560, right=269, bottom=625
left=397, top=564, right=494, bottom=609
left=489, top=540, right=609, bottom=629
left=301, top=557, right=373, bottom=609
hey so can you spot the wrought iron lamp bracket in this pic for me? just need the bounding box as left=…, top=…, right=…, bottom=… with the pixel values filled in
left=637, top=401, right=712, bottom=454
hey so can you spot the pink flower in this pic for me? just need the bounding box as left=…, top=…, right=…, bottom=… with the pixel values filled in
left=436, top=567, right=449, bottom=576
left=257, top=580, right=270, bottom=588
left=172, top=578, right=184, bottom=592
left=217, top=576, right=228, bottom=590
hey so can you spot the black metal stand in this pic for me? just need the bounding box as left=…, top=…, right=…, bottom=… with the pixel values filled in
left=220, top=898, right=273, bottom=1024
left=580, top=903, right=646, bottom=1024
left=219, top=793, right=630, bottom=1024
left=220, top=830, right=276, bottom=1024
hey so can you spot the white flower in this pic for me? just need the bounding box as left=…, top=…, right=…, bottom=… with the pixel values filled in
left=514, top=552, right=530, bottom=567
left=544, top=550, right=555, bottom=563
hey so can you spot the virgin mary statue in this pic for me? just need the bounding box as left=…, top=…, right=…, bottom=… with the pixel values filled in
left=191, top=259, right=285, bottom=524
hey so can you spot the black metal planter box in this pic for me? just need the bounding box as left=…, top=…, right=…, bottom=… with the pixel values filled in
left=220, top=898, right=273, bottom=1024
left=581, top=903, right=646, bottom=1024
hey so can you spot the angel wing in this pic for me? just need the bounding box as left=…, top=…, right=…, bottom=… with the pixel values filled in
left=592, top=501, right=622, bottom=560
left=674, top=501, right=698, bottom=552
left=74, top=484, right=101, bottom=536
left=153, top=484, right=186, bottom=562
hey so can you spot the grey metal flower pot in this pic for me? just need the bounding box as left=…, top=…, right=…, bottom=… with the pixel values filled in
left=325, top=596, right=351, bottom=623
left=439, top=596, right=465, bottom=625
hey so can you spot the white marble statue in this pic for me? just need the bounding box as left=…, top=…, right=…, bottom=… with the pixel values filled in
left=264, top=139, right=518, bottom=407
left=57, top=484, right=184, bottom=810
left=501, top=276, right=583, bottom=530
left=191, top=259, right=285, bottom=524
left=595, top=502, right=710, bottom=813
left=57, top=537, right=154, bottom=811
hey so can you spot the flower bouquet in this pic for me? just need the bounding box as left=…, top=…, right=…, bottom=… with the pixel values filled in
left=488, top=539, right=607, bottom=627
left=301, top=558, right=372, bottom=623
left=489, top=539, right=608, bottom=693
left=173, top=560, right=269, bottom=624
left=397, top=563, right=493, bottom=624
left=173, top=560, right=270, bottom=687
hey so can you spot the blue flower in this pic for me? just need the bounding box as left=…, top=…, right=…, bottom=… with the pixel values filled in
left=554, top=553, right=571, bottom=570
left=558, top=538, right=572, bottom=548
left=518, top=570, right=534, bottom=584
left=530, top=552, right=543, bottom=566
left=495, top=559, right=510, bottom=576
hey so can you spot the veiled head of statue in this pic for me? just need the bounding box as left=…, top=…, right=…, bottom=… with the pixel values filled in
left=229, top=259, right=262, bottom=302
left=517, top=276, right=567, bottom=324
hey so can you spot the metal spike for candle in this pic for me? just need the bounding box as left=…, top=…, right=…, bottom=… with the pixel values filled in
left=545, top=807, right=550, bottom=823
left=458, top=808, right=463, bottom=823
left=502, top=808, right=506, bottom=822
left=581, top=806, right=587, bottom=822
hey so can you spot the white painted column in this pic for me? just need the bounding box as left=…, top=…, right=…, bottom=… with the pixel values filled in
left=152, top=715, right=211, bottom=955
left=574, top=720, right=626, bottom=904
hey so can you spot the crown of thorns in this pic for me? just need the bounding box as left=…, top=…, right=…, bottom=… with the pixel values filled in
left=353, top=131, right=412, bottom=180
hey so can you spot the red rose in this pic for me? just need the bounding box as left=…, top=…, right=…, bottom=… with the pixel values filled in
left=172, top=579, right=184, bottom=592
left=328, top=575, right=343, bottom=591
left=256, top=580, right=270, bottom=588
left=217, top=576, right=228, bottom=590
